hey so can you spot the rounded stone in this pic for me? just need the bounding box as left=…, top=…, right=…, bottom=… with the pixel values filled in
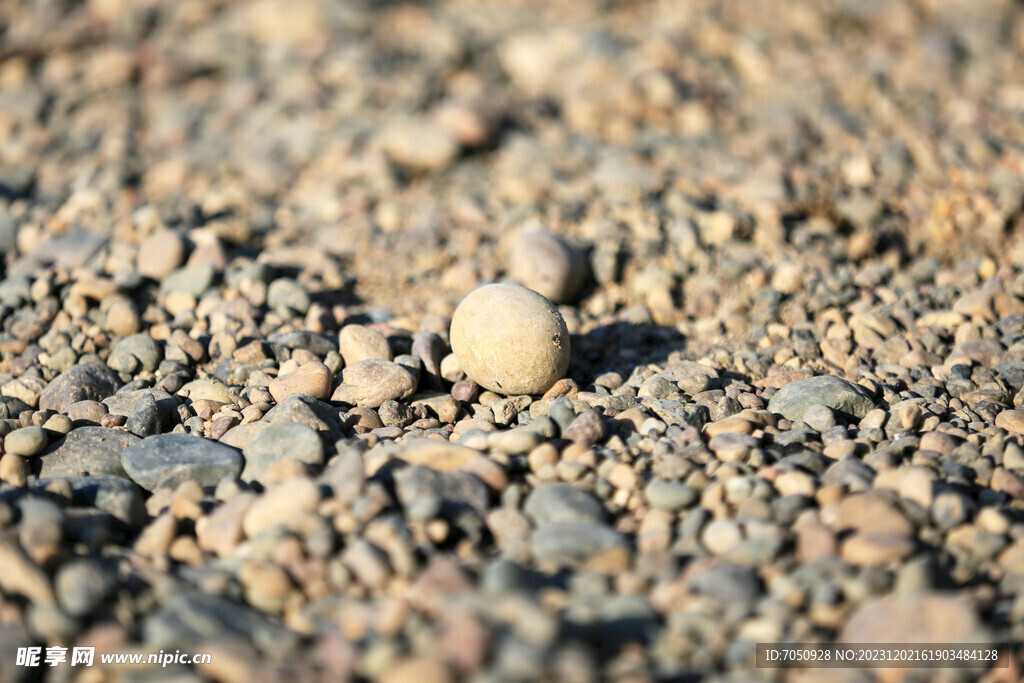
left=449, top=283, right=570, bottom=396
left=509, top=228, right=589, bottom=304
left=55, top=559, right=111, bottom=617
left=120, top=433, right=243, bottom=491
left=137, top=229, right=186, bottom=280
left=339, top=324, right=393, bottom=366
left=4, top=427, right=48, bottom=456
left=524, top=483, right=604, bottom=525
left=39, top=364, right=122, bottom=413
left=241, top=421, right=325, bottom=482
left=268, top=362, right=333, bottom=403
left=108, top=334, right=163, bottom=374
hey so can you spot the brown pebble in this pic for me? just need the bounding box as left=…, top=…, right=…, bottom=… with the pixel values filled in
left=381, top=657, right=453, bottom=683
left=0, top=452, right=29, bottom=487
left=996, top=409, right=1024, bottom=435
left=269, top=362, right=333, bottom=402
left=134, top=513, right=178, bottom=556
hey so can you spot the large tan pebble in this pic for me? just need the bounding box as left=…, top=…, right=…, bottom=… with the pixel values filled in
left=449, top=283, right=569, bottom=395
left=137, top=229, right=186, bottom=280
left=339, top=324, right=392, bottom=366
left=268, top=362, right=332, bottom=402
left=509, top=228, right=589, bottom=304
left=330, top=359, right=417, bottom=408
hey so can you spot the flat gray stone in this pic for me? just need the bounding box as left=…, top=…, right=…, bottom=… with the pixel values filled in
left=31, top=475, right=146, bottom=526
left=768, top=375, right=875, bottom=422
left=143, top=592, right=301, bottom=658
left=241, top=421, right=325, bottom=482
left=531, top=521, right=627, bottom=568
left=524, top=483, right=605, bottom=525
left=37, top=426, right=139, bottom=479
left=160, top=263, right=216, bottom=297
left=688, top=562, right=762, bottom=605
left=121, top=434, right=243, bottom=491
left=644, top=480, right=698, bottom=511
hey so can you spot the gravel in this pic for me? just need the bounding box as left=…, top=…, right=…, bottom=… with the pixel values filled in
left=0, top=0, right=1022, bottom=678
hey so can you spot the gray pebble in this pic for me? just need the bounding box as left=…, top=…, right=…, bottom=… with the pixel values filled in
left=39, top=364, right=123, bottom=413
left=126, top=392, right=163, bottom=437
left=644, top=480, right=698, bottom=511
left=55, top=559, right=112, bottom=617
left=524, top=483, right=605, bottom=525
left=107, top=334, right=163, bottom=374
left=689, top=563, right=762, bottom=605
left=768, top=375, right=875, bottom=422
left=531, top=522, right=628, bottom=568
left=121, top=433, right=243, bottom=491
left=241, top=421, right=324, bottom=482
left=395, top=465, right=444, bottom=520
left=37, top=426, right=139, bottom=479
left=159, top=263, right=216, bottom=297
left=4, top=427, right=48, bottom=456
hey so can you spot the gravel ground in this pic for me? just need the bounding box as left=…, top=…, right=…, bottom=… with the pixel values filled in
left=2, top=0, right=1024, bottom=681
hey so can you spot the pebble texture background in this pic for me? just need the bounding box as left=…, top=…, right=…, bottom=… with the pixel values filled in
left=1, top=0, right=1024, bottom=680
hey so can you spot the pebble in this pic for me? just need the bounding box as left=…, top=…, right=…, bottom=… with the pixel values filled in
left=531, top=522, right=628, bottom=568
left=242, top=421, right=325, bottom=482
left=66, top=400, right=109, bottom=425
left=644, top=480, right=698, bottom=510
left=835, top=492, right=914, bottom=537
left=125, top=392, right=163, bottom=437
left=242, top=477, right=320, bottom=537
left=412, top=333, right=446, bottom=390
left=841, top=532, right=915, bottom=566
left=37, top=426, right=139, bottom=478
left=509, top=228, right=589, bottom=304
left=995, top=409, right=1024, bottom=435
left=137, top=229, right=186, bottom=279
left=121, top=434, right=243, bottom=491
left=380, top=117, right=459, bottom=170
left=394, top=440, right=508, bottom=490
left=561, top=409, right=606, bottom=447
left=839, top=593, right=989, bottom=644
left=331, top=359, right=417, bottom=408
left=54, top=559, right=111, bottom=617
left=108, top=334, right=163, bottom=374
left=524, top=483, right=605, bottom=525
left=395, top=465, right=444, bottom=520
left=701, top=518, right=743, bottom=555
left=707, top=432, right=758, bottom=462
left=450, top=283, right=570, bottom=395
left=488, top=428, right=542, bottom=455
left=339, top=324, right=393, bottom=366
left=688, top=562, right=762, bottom=605
left=767, top=375, right=875, bottom=422
left=4, top=427, right=48, bottom=456
left=38, top=364, right=122, bottom=413
left=180, top=378, right=234, bottom=404
left=269, top=362, right=333, bottom=402
left=196, top=492, right=256, bottom=557
left=261, top=394, right=345, bottom=441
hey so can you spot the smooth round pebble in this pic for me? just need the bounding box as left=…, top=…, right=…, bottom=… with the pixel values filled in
left=450, top=283, right=570, bottom=395
left=509, top=228, right=589, bottom=304
left=4, top=427, right=48, bottom=456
